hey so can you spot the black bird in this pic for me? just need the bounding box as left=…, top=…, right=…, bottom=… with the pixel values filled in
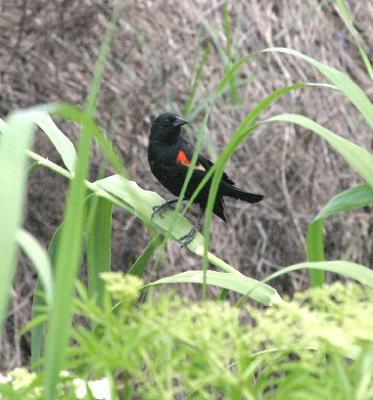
left=148, top=112, right=263, bottom=245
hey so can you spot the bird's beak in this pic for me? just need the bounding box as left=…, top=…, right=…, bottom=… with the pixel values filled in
left=173, top=117, right=189, bottom=127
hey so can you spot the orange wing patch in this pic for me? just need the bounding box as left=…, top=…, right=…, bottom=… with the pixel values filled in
left=176, top=150, right=205, bottom=171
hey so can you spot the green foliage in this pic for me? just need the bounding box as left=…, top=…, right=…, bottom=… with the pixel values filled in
left=5, top=279, right=372, bottom=399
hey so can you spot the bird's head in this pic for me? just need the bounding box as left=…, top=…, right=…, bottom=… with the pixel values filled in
left=149, top=112, right=189, bottom=143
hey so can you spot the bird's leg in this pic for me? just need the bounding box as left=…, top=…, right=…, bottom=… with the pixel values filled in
left=151, top=199, right=178, bottom=219
left=179, top=208, right=205, bottom=247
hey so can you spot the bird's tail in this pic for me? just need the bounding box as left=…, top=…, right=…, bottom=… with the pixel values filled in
left=223, top=184, right=264, bottom=203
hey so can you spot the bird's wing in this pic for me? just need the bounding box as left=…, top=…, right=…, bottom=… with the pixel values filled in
left=178, top=138, right=235, bottom=185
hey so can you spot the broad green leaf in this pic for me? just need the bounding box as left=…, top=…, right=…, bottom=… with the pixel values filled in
left=34, top=112, right=77, bottom=172
left=146, top=270, right=282, bottom=306
left=0, top=114, right=34, bottom=336
left=17, top=229, right=53, bottom=304
left=307, top=184, right=373, bottom=286
left=264, top=47, right=373, bottom=130
left=87, top=197, right=113, bottom=304
left=96, top=175, right=206, bottom=251
left=128, top=234, right=165, bottom=277
left=263, top=261, right=373, bottom=288
left=96, top=175, right=241, bottom=274
left=266, top=114, right=373, bottom=187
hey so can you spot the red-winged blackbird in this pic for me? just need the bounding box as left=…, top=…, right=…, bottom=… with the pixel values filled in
left=148, top=112, right=264, bottom=245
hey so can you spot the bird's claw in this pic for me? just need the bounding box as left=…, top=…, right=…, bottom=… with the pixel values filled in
left=151, top=202, right=176, bottom=220
left=179, top=224, right=201, bottom=248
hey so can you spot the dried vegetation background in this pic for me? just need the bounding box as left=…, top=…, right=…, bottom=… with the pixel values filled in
left=0, top=0, right=372, bottom=368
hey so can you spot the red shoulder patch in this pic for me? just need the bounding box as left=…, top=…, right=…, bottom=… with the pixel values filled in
left=176, top=150, right=206, bottom=171
left=176, top=150, right=190, bottom=166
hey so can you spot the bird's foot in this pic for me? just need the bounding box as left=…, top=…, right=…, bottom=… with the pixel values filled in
left=151, top=200, right=177, bottom=220
left=179, top=223, right=202, bottom=247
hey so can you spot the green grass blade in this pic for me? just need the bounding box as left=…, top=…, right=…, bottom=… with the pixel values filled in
left=34, top=111, right=77, bottom=172
left=128, top=234, right=165, bottom=277
left=307, top=184, right=373, bottom=286
left=0, top=115, right=34, bottom=337
left=183, top=44, right=210, bottom=118
left=263, top=261, right=373, bottom=288
left=263, top=47, right=373, bottom=129
left=31, top=224, right=63, bottom=370
left=306, top=219, right=325, bottom=286
left=17, top=229, right=53, bottom=304
left=315, top=184, right=373, bottom=220
left=199, top=15, right=229, bottom=65
left=44, top=5, right=120, bottom=397
left=87, top=197, right=113, bottom=304
left=27, top=161, right=43, bottom=179
left=146, top=270, right=282, bottom=306
left=43, top=109, right=92, bottom=399
left=336, top=0, right=373, bottom=81
left=188, top=54, right=252, bottom=120
left=266, top=114, right=373, bottom=186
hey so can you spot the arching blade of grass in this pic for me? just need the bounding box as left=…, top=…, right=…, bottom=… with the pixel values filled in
left=0, top=115, right=34, bottom=338
left=266, top=113, right=373, bottom=285
left=315, top=184, right=373, bottom=219
left=263, top=47, right=373, bottom=129
left=87, top=197, right=113, bottom=304
left=336, top=0, right=373, bottom=81
left=307, top=184, right=373, bottom=286
left=128, top=234, right=165, bottom=277
left=200, top=83, right=308, bottom=295
left=266, top=114, right=373, bottom=186
left=17, top=229, right=53, bottom=305
left=146, top=270, right=282, bottom=306
left=263, top=261, right=373, bottom=288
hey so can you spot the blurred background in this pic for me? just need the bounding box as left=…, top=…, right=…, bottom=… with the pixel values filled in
left=0, top=0, right=372, bottom=368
